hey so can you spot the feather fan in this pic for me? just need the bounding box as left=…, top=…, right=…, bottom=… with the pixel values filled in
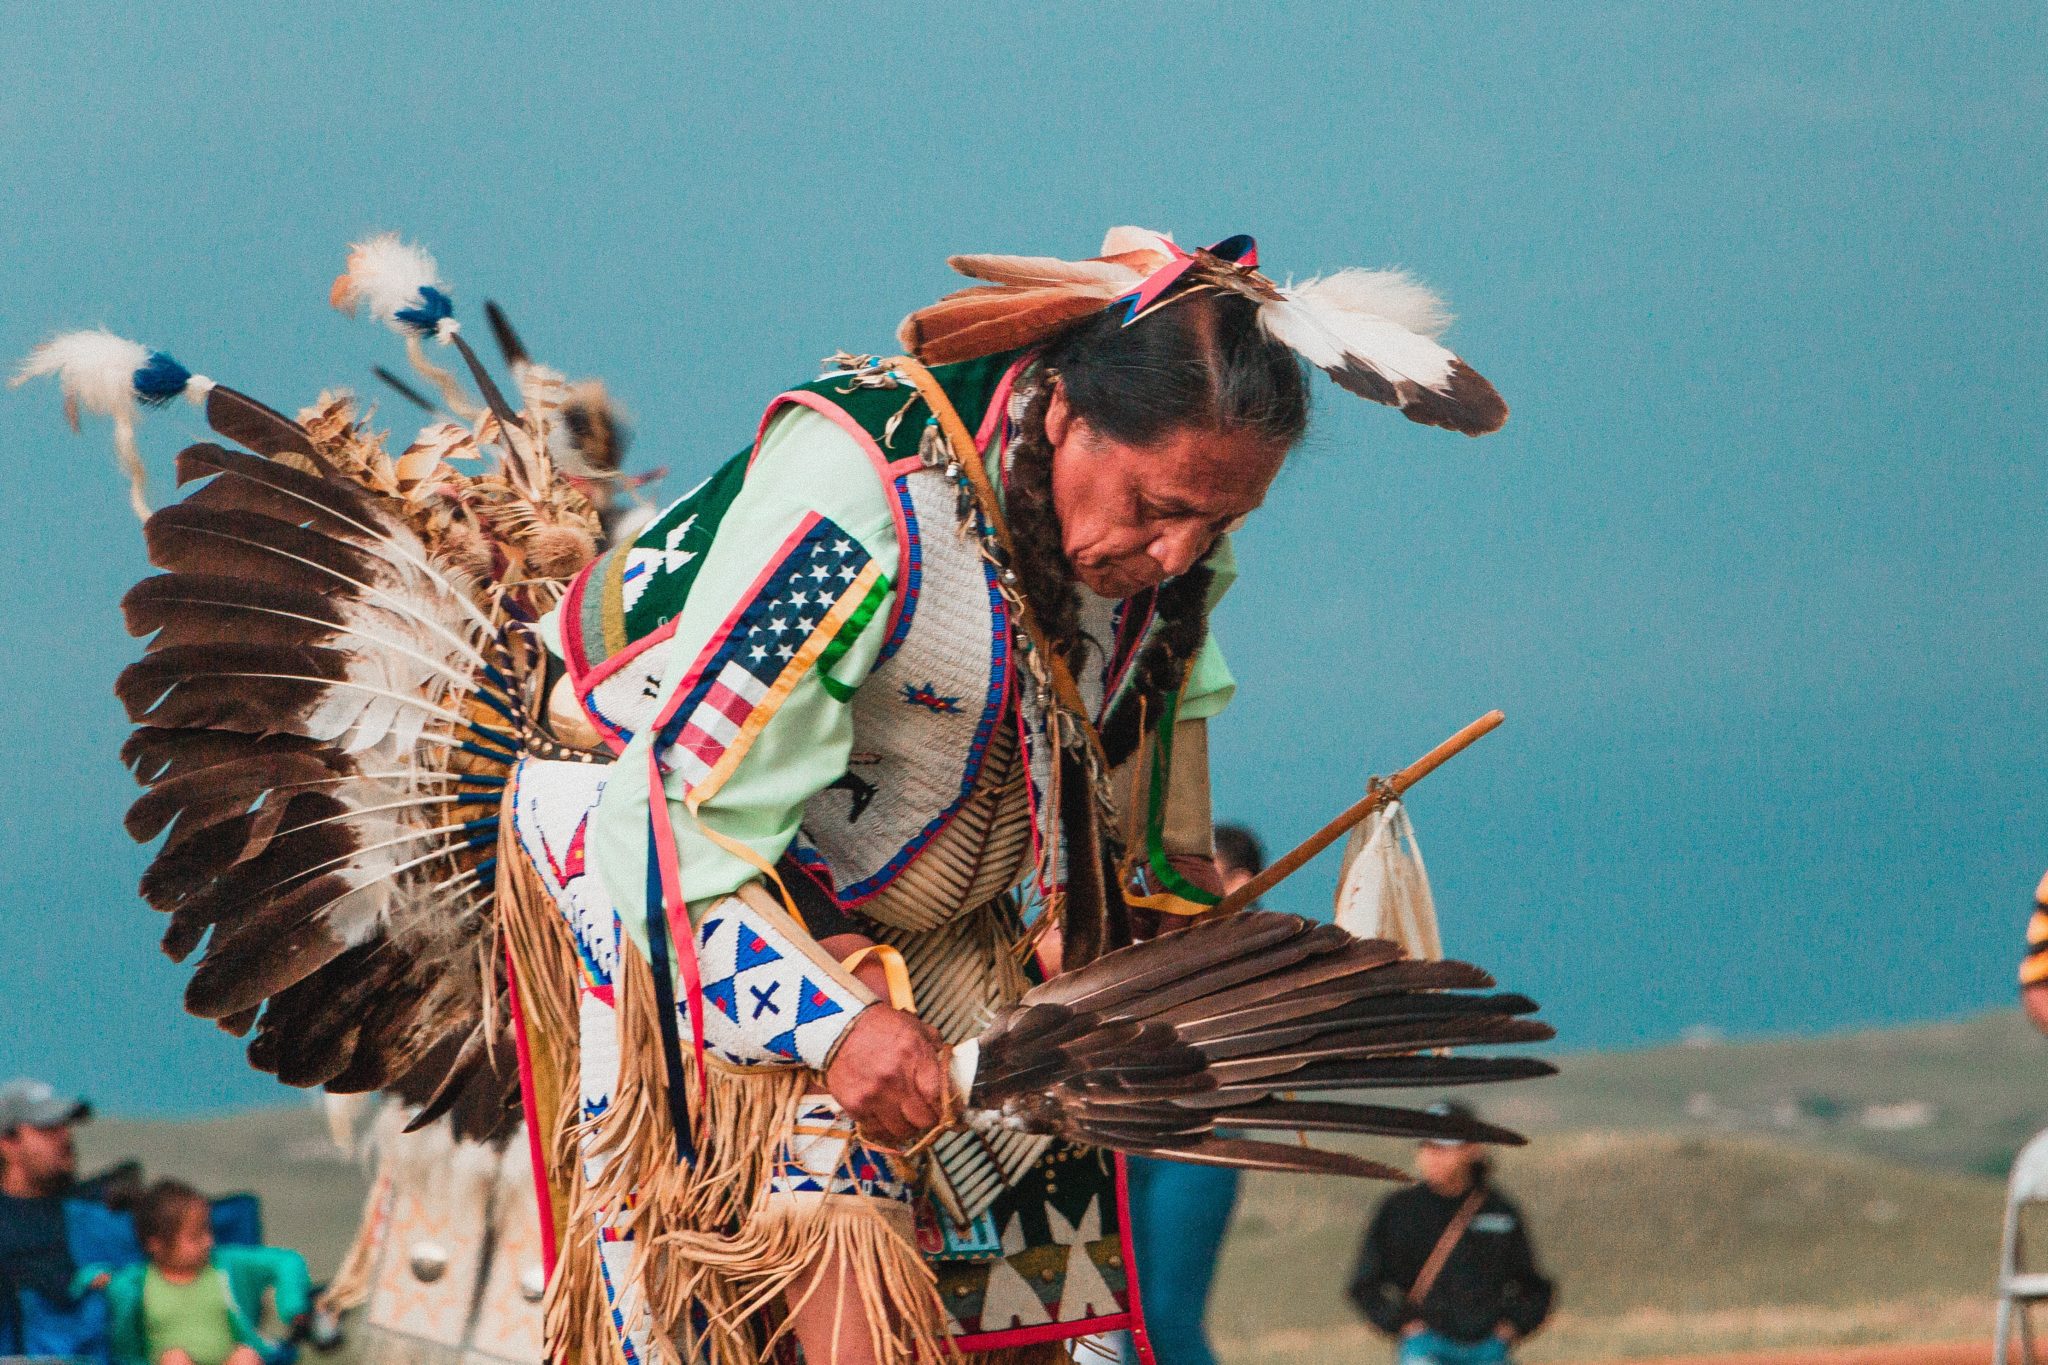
left=960, top=911, right=1552, bottom=1178
left=7, top=237, right=614, bottom=1146
left=98, top=325, right=603, bottom=1140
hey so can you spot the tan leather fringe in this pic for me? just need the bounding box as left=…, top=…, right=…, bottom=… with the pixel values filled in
left=499, top=837, right=612, bottom=1365
left=662, top=1197, right=952, bottom=1365
left=504, top=830, right=965, bottom=1364
left=555, top=916, right=950, bottom=1365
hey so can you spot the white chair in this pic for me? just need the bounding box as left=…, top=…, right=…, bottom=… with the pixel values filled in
left=1995, top=1128, right=2048, bottom=1363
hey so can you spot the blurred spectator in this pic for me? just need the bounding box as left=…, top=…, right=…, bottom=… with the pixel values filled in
left=82, top=1180, right=310, bottom=1365
left=1349, top=1101, right=1552, bottom=1365
left=2022, top=871, right=2048, bottom=1034
left=0, top=1077, right=105, bottom=1357
left=1122, top=824, right=1265, bottom=1365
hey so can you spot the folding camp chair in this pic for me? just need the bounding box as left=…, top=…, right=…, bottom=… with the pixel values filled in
left=1995, top=1128, right=2048, bottom=1364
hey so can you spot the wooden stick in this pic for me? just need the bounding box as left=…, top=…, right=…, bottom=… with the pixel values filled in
left=1213, top=710, right=1505, bottom=916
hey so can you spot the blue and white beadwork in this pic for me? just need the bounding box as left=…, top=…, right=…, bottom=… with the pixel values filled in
left=794, top=465, right=1010, bottom=903
left=511, top=757, right=618, bottom=986
left=692, top=902, right=871, bottom=1071
left=766, top=1096, right=912, bottom=1205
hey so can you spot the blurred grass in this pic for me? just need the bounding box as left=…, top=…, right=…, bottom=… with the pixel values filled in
left=1500, top=1008, right=2047, bottom=1179
left=66, top=1010, right=2044, bottom=1360
left=1211, top=1131, right=2004, bottom=1362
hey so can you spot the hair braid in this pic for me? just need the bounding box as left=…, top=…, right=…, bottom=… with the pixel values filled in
left=1003, top=383, right=1085, bottom=670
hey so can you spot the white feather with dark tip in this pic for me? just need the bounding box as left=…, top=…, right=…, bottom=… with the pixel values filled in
left=1260, top=272, right=1507, bottom=436
left=1291, top=269, right=1454, bottom=339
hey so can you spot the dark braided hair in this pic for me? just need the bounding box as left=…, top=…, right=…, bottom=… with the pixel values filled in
left=1005, top=290, right=1310, bottom=761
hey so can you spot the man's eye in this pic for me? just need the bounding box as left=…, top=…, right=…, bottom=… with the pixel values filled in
left=1141, top=499, right=1197, bottom=524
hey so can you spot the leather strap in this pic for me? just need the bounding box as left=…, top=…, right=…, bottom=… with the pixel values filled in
left=1409, top=1185, right=1487, bottom=1308
left=839, top=943, right=917, bottom=1012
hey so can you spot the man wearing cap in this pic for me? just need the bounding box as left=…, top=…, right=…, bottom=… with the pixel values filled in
left=1348, top=1100, right=1552, bottom=1364
left=0, top=1078, right=98, bottom=1356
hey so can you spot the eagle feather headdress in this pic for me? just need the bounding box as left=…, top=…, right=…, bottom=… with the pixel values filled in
left=900, top=226, right=1509, bottom=436
left=19, top=233, right=1548, bottom=1175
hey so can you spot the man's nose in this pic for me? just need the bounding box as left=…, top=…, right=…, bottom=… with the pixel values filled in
left=1149, top=526, right=1210, bottom=579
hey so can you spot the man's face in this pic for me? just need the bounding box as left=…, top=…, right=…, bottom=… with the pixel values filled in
left=1416, top=1139, right=1482, bottom=1194
left=0, top=1122, right=78, bottom=1196
left=1045, top=386, right=1285, bottom=600
left=1214, top=855, right=1256, bottom=898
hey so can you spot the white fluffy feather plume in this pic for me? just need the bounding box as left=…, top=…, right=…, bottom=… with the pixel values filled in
left=1291, top=269, right=1453, bottom=339
left=331, top=233, right=478, bottom=417
left=1099, top=225, right=1177, bottom=257
left=11, top=328, right=151, bottom=428
left=331, top=233, right=453, bottom=336
left=10, top=328, right=187, bottom=519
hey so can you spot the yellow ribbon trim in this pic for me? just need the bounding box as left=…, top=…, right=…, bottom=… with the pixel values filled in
left=1124, top=888, right=1215, bottom=918
left=838, top=944, right=917, bottom=1012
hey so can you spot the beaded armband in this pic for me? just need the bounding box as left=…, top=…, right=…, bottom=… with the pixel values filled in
left=691, top=882, right=876, bottom=1071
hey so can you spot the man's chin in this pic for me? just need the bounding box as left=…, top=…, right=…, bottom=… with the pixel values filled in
left=1076, top=564, right=1153, bottom=599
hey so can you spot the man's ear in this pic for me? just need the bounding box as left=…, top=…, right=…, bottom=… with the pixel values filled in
left=1044, top=382, right=1072, bottom=448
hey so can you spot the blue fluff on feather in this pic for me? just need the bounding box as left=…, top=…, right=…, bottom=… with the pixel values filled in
left=395, top=285, right=455, bottom=337
left=131, top=352, right=193, bottom=406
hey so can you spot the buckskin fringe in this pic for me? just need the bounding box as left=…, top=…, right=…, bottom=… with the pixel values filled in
left=503, top=826, right=962, bottom=1365
left=497, top=836, right=610, bottom=1365
left=659, top=1195, right=952, bottom=1365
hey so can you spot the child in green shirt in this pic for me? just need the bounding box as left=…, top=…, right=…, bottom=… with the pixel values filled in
left=77, top=1181, right=311, bottom=1365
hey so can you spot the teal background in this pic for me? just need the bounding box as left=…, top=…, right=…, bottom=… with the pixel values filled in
left=0, top=2, right=2041, bottom=1112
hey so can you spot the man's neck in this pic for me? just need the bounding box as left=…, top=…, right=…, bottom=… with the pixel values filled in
left=154, top=1263, right=205, bottom=1285
left=0, top=1170, right=52, bottom=1200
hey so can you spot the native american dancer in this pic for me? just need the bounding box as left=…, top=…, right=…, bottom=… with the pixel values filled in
left=20, top=227, right=1554, bottom=1365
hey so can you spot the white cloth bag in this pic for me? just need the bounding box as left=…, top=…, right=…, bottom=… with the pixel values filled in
left=1331, top=798, right=1442, bottom=960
